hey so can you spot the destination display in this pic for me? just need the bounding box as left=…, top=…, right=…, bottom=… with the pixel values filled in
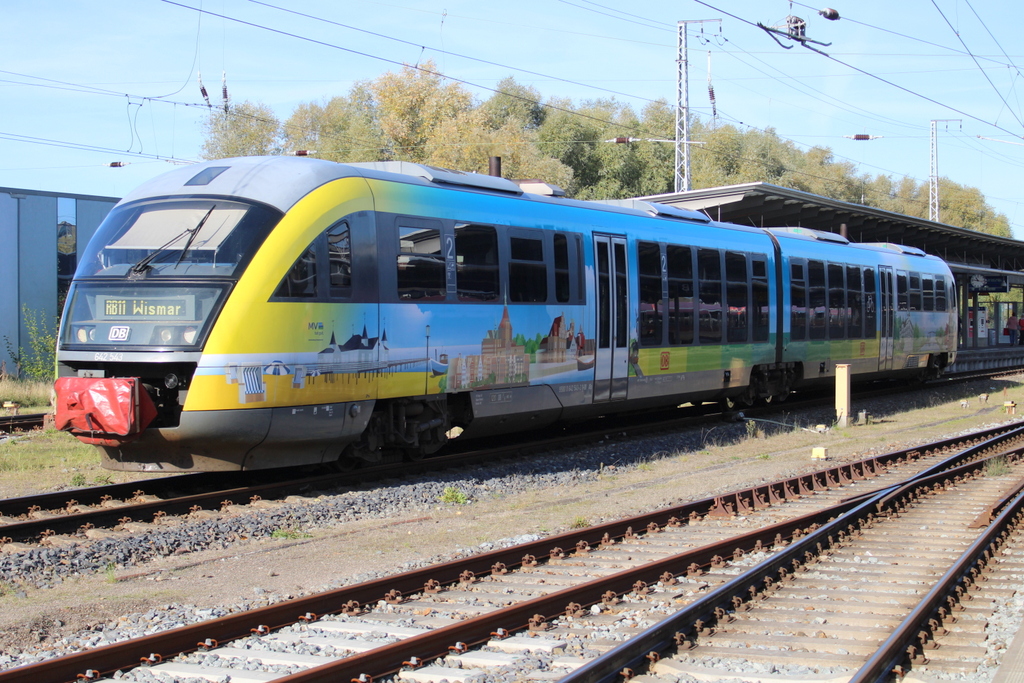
left=96, top=295, right=195, bottom=320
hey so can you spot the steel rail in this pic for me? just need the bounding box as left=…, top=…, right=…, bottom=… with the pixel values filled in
left=4, top=415, right=1012, bottom=544
left=850, top=490, right=1024, bottom=681
left=0, top=422, right=1020, bottom=682
left=0, top=413, right=45, bottom=434
left=558, top=425, right=1024, bottom=683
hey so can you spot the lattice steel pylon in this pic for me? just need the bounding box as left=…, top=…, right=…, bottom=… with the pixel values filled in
left=675, top=19, right=719, bottom=194
left=929, top=119, right=961, bottom=223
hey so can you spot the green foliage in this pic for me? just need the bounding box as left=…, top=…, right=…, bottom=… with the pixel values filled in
left=2, top=305, right=57, bottom=382
left=271, top=528, right=313, bottom=540
left=439, top=486, right=468, bottom=504
left=985, top=456, right=1010, bottom=477
left=201, top=101, right=284, bottom=159
left=69, top=472, right=87, bottom=487
left=199, top=65, right=1012, bottom=235
left=0, top=377, right=51, bottom=407
left=570, top=515, right=589, bottom=529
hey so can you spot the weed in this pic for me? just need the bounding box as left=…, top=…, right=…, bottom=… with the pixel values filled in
left=92, top=475, right=113, bottom=485
left=439, top=486, right=468, bottom=504
left=0, top=376, right=52, bottom=409
left=637, top=462, right=652, bottom=472
left=986, top=456, right=1010, bottom=477
left=756, top=453, right=771, bottom=460
left=570, top=515, right=589, bottom=529
left=104, top=562, right=118, bottom=583
left=271, top=528, right=312, bottom=540
left=2, top=305, right=58, bottom=382
left=69, top=472, right=87, bottom=487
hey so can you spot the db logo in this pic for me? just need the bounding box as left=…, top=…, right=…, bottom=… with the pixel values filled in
left=660, top=351, right=671, bottom=370
left=108, top=326, right=131, bottom=342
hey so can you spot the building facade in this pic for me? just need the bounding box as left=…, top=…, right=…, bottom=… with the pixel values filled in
left=0, top=187, right=118, bottom=376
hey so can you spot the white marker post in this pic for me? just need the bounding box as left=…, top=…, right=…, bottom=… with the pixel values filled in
left=836, top=364, right=851, bottom=428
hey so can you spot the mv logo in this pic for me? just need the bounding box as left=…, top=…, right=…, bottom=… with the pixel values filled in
left=307, top=322, right=325, bottom=330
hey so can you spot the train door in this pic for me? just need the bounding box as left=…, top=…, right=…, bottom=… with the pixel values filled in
left=593, top=235, right=629, bottom=402
left=878, top=266, right=895, bottom=371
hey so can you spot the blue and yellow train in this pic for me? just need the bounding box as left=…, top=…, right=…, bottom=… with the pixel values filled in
left=53, top=157, right=957, bottom=471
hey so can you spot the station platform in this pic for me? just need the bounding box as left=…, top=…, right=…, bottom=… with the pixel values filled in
left=949, top=346, right=1024, bottom=374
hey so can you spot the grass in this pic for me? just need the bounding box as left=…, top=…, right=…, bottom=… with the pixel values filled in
left=270, top=528, right=312, bottom=540
left=0, top=377, right=52, bottom=412
left=0, top=427, right=97, bottom=474
left=570, top=515, right=589, bottom=529
left=985, top=456, right=1011, bottom=477
left=439, top=486, right=468, bottom=504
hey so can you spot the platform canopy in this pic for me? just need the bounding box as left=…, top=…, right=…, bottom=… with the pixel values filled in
left=644, top=182, right=1024, bottom=275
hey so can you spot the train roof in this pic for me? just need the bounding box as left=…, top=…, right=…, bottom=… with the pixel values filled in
left=116, top=156, right=732, bottom=229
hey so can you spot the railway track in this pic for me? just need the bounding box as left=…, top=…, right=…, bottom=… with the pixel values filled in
left=2, top=422, right=1023, bottom=682
left=0, top=413, right=45, bottom=435
left=3, top=368, right=1021, bottom=547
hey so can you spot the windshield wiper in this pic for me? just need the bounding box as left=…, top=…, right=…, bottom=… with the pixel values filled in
left=173, top=205, right=216, bottom=268
left=129, top=205, right=216, bottom=276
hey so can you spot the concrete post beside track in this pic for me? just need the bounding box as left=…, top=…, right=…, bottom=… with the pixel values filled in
left=836, top=364, right=851, bottom=428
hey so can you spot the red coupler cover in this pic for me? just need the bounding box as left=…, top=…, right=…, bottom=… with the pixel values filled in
left=54, top=377, right=158, bottom=443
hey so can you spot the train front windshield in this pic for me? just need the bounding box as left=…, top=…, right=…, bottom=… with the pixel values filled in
left=76, top=198, right=281, bottom=279
left=62, top=197, right=282, bottom=350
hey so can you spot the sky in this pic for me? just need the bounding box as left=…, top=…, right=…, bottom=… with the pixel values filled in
left=3, top=0, right=1024, bottom=236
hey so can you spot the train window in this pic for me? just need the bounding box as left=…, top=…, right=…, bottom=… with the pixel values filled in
left=808, top=260, right=826, bottom=340
left=554, top=234, right=571, bottom=303
left=576, top=234, right=586, bottom=303
left=455, top=224, right=499, bottom=302
left=698, top=249, right=722, bottom=344
left=398, top=226, right=445, bottom=300
left=935, top=276, right=947, bottom=312
left=725, top=252, right=748, bottom=343
left=597, top=242, right=611, bottom=349
left=790, top=261, right=807, bottom=341
left=614, top=242, right=628, bottom=348
left=864, top=267, right=876, bottom=337
left=509, top=235, right=547, bottom=302
left=638, top=241, right=663, bottom=346
left=667, top=245, right=694, bottom=345
left=275, top=240, right=318, bottom=299
left=752, top=257, right=769, bottom=342
left=908, top=272, right=922, bottom=311
left=828, top=264, right=845, bottom=339
left=896, top=271, right=909, bottom=311
left=922, top=276, right=934, bottom=311
left=327, top=222, right=351, bottom=297
left=846, top=265, right=862, bottom=338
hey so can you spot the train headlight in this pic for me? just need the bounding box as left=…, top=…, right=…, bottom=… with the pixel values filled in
left=157, top=327, right=175, bottom=344
left=182, top=326, right=197, bottom=344
left=75, top=326, right=95, bottom=343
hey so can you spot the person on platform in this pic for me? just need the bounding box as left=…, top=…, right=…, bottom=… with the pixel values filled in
left=1018, top=315, right=1024, bottom=345
left=1010, top=312, right=1020, bottom=346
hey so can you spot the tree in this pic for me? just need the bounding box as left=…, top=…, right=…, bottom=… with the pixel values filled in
left=283, top=85, right=383, bottom=162
left=201, top=101, right=283, bottom=159
left=480, top=77, right=546, bottom=130
left=369, top=60, right=473, bottom=161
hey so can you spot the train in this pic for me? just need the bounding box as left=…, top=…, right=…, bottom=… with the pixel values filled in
left=53, top=156, right=958, bottom=472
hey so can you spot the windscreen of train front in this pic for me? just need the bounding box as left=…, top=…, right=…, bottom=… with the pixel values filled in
left=61, top=197, right=282, bottom=350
